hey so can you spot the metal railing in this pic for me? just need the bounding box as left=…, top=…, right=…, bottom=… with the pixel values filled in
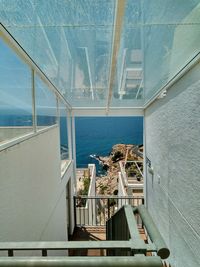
left=107, top=205, right=170, bottom=259
left=0, top=204, right=169, bottom=267
left=74, top=195, right=144, bottom=226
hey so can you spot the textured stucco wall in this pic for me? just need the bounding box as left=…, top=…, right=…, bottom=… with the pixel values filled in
left=0, top=126, right=73, bottom=250
left=145, top=63, right=200, bottom=267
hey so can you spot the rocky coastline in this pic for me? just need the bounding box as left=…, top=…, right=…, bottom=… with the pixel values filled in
left=95, top=143, right=143, bottom=195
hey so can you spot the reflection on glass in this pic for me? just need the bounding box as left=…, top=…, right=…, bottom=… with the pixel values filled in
left=1, top=0, right=200, bottom=107
left=35, top=75, right=57, bottom=128
left=0, top=38, right=33, bottom=144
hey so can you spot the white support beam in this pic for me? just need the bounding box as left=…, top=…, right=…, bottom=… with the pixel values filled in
left=136, top=79, right=143, bottom=99
left=67, top=111, right=73, bottom=160
left=118, top=48, right=127, bottom=99
left=31, top=69, right=37, bottom=133
left=72, top=107, right=144, bottom=117
left=61, top=28, right=72, bottom=60
left=37, top=16, right=58, bottom=67
left=106, top=0, right=126, bottom=112
left=71, top=116, right=77, bottom=192
left=79, top=47, right=94, bottom=100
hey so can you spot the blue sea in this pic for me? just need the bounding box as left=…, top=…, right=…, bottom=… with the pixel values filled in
left=74, top=117, right=143, bottom=173
left=0, top=114, right=143, bottom=174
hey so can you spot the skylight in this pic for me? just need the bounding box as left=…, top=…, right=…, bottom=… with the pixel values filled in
left=0, top=0, right=200, bottom=110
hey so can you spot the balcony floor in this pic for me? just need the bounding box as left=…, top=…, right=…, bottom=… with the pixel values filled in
left=69, top=226, right=106, bottom=256
left=69, top=226, right=148, bottom=256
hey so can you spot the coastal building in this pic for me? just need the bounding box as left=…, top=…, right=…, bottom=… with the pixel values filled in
left=0, top=1, right=200, bottom=267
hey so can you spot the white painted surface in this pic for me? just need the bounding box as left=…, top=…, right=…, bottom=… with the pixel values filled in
left=0, top=126, right=73, bottom=249
left=76, top=164, right=96, bottom=225
left=145, top=62, right=200, bottom=267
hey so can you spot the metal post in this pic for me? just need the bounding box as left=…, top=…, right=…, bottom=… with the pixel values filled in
left=67, top=111, right=73, bottom=160
left=7, top=250, right=13, bottom=257
left=31, top=69, right=37, bottom=133
left=42, top=249, right=47, bottom=257
left=73, top=196, right=77, bottom=227
left=108, top=198, right=110, bottom=220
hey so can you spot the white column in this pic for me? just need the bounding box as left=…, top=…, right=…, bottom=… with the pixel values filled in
left=71, top=116, right=77, bottom=193
left=67, top=111, right=73, bottom=160
left=31, top=69, right=37, bottom=133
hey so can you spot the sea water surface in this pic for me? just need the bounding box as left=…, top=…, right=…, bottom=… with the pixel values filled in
left=75, top=117, right=143, bottom=173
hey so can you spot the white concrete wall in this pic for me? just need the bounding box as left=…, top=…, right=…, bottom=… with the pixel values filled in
left=0, top=126, right=74, bottom=249
left=145, top=62, right=200, bottom=267
left=76, top=164, right=96, bottom=225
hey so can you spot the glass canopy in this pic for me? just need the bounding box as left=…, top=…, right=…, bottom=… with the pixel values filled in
left=1, top=0, right=200, bottom=109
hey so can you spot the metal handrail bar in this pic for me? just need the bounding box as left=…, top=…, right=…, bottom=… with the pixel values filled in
left=0, top=256, right=163, bottom=267
left=124, top=205, right=145, bottom=247
left=0, top=241, right=155, bottom=252
left=76, top=195, right=144, bottom=199
left=133, top=205, right=170, bottom=259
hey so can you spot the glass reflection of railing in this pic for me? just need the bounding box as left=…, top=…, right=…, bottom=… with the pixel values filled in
left=60, top=144, right=69, bottom=160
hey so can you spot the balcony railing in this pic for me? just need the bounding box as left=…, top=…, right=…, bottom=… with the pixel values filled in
left=0, top=205, right=170, bottom=267
left=74, top=195, right=144, bottom=226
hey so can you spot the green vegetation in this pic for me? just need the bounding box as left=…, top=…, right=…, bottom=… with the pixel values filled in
left=78, top=177, right=91, bottom=196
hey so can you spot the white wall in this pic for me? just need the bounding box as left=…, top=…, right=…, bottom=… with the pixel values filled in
left=145, top=63, right=200, bottom=266
left=0, top=126, right=74, bottom=247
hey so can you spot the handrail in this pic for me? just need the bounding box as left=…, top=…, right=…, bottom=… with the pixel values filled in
left=0, top=240, right=154, bottom=253
left=107, top=204, right=170, bottom=260
left=0, top=256, right=163, bottom=267
left=134, top=205, right=170, bottom=259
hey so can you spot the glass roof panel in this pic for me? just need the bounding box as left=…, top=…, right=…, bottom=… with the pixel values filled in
left=1, top=0, right=200, bottom=109
left=110, top=0, right=200, bottom=107
left=0, top=0, right=115, bottom=107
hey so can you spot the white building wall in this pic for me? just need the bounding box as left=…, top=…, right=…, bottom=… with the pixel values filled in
left=145, top=63, right=200, bottom=267
left=0, top=126, right=74, bottom=246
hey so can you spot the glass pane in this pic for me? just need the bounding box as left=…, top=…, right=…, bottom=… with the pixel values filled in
left=0, top=0, right=115, bottom=108
left=35, top=75, right=57, bottom=128
left=1, top=0, right=200, bottom=107
left=0, top=37, right=33, bottom=144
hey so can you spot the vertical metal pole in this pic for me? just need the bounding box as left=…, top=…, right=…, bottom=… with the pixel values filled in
left=95, top=198, right=98, bottom=226
left=91, top=197, right=94, bottom=226
left=143, top=112, right=147, bottom=208
left=108, top=198, right=110, bottom=220
left=71, top=116, right=77, bottom=168
left=56, top=96, right=60, bottom=125
left=87, top=198, right=90, bottom=225
left=67, top=111, right=73, bottom=160
left=8, top=250, right=13, bottom=257
left=42, top=250, right=47, bottom=257
left=73, top=196, right=77, bottom=227
left=83, top=198, right=86, bottom=225
left=72, top=116, right=77, bottom=193
left=31, top=69, right=37, bottom=133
